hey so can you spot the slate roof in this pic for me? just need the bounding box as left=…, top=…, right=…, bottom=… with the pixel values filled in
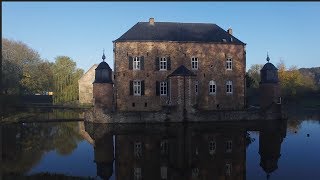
left=168, top=65, right=196, bottom=77
left=114, top=22, right=245, bottom=44
left=96, top=61, right=112, bottom=70
left=261, top=62, right=278, bottom=71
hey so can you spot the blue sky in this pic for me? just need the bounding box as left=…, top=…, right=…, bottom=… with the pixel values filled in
left=3, top=2, right=320, bottom=72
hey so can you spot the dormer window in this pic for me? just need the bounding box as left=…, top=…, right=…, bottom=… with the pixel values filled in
left=191, top=57, right=198, bottom=70
left=226, top=58, right=232, bottom=70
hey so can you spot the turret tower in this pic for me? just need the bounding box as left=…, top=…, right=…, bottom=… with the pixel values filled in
left=259, top=53, right=281, bottom=113
left=93, top=51, right=114, bottom=110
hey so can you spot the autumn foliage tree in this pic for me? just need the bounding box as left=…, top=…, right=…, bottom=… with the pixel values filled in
left=277, top=61, right=316, bottom=96
left=247, top=61, right=317, bottom=97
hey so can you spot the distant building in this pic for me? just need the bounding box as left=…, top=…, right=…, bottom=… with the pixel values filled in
left=78, top=64, right=98, bottom=105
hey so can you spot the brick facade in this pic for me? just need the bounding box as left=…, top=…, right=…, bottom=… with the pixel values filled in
left=114, top=41, right=246, bottom=111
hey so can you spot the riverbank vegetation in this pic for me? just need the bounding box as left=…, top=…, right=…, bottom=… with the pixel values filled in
left=246, top=61, right=320, bottom=109
left=1, top=38, right=84, bottom=106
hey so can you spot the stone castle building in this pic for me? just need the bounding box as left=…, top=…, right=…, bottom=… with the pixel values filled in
left=87, top=18, right=282, bottom=120
left=79, top=64, right=98, bottom=105
left=111, top=18, right=246, bottom=112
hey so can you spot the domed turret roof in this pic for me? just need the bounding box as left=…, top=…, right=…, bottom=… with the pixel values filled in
left=260, top=54, right=279, bottom=84
left=93, top=51, right=113, bottom=84
left=96, top=61, right=111, bottom=70
left=261, top=62, right=278, bottom=71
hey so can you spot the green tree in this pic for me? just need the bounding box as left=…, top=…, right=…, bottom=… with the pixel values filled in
left=247, top=64, right=264, bottom=88
left=52, top=56, right=84, bottom=104
left=2, top=38, right=52, bottom=94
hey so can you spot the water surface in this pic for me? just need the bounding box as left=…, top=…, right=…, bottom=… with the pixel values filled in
left=1, top=115, right=320, bottom=180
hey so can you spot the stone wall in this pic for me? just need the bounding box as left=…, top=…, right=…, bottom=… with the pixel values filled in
left=93, top=83, right=113, bottom=109
left=259, top=83, right=281, bottom=111
left=85, top=107, right=283, bottom=124
left=79, top=64, right=98, bottom=105
left=114, top=41, right=246, bottom=112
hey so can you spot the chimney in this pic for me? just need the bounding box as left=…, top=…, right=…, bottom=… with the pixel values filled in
left=227, top=28, right=233, bottom=35
left=149, top=18, right=155, bottom=25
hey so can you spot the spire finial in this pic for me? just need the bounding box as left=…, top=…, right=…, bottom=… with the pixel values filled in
left=266, top=52, right=270, bottom=63
left=102, top=49, right=106, bottom=62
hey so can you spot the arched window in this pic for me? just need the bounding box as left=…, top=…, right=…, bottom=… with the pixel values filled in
left=209, top=80, right=216, bottom=95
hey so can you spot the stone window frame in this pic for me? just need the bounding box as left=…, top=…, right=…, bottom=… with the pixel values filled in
left=226, top=80, right=233, bottom=94
left=225, top=163, right=232, bottom=176
left=133, top=56, right=141, bottom=70
left=226, top=140, right=232, bottom=153
left=159, top=57, right=167, bottom=70
left=208, top=140, right=216, bottom=155
left=160, top=139, right=169, bottom=155
left=191, top=57, right=199, bottom=70
left=134, top=142, right=142, bottom=158
left=209, top=80, right=216, bottom=95
left=192, top=167, right=199, bottom=178
left=195, top=81, right=199, bottom=95
left=226, top=57, right=233, bottom=70
left=134, top=167, right=142, bottom=180
left=160, top=166, right=168, bottom=179
left=133, top=81, right=141, bottom=96
left=160, top=81, right=167, bottom=96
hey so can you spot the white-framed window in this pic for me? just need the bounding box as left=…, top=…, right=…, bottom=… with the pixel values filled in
left=160, top=166, right=167, bottom=180
left=226, top=81, right=233, bottom=94
left=191, top=57, right=198, bottom=70
left=226, top=140, right=232, bottom=153
left=134, top=167, right=142, bottom=180
left=209, top=140, right=216, bottom=155
left=209, top=80, right=216, bottom=95
left=134, top=81, right=141, bottom=96
left=225, top=163, right=232, bottom=176
left=226, top=58, right=232, bottom=70
left=133, top=57, right=140, bottom=70
left=160, top=82, right=167, bottom=96
left=134, top=142, right=142, bottom=158
left=160, top=57, right=167, bottom=70
left=195, top=81, right=198, bottom=95
left=160, top=139, right=168, bottom=155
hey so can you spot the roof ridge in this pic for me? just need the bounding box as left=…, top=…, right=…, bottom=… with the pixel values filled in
left=138, top=21, right=216, bottom=25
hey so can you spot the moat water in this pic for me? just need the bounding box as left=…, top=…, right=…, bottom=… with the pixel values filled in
left=1, top=110, right=320, bottom=180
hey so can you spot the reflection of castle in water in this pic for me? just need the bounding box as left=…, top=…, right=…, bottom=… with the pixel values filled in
left=82, top=120, right=287, bottom=180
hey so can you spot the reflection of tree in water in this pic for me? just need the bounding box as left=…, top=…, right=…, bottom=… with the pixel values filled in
left=1, top=121, right=83, bottom=175
left=52, top=122, right=83, bottom=155
left=287, top=118, right=302, bottom=133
